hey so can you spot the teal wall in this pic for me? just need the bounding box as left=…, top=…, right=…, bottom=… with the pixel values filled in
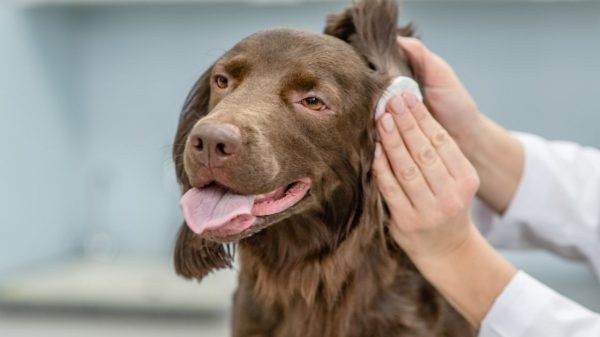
left=0, top=7, right=78, bottom=273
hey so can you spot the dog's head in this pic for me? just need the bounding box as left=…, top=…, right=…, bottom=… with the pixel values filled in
left=173, top=0, right=414, bottom=280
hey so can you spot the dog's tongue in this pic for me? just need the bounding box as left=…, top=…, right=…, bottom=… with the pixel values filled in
left=180, top=185, right=256, bottom=234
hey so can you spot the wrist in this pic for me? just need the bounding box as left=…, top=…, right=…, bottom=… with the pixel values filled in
left=454, top=113, right=493, bottom=165
left=408, top=224, right=480, bottom=273
left=409, top=225, right=517, bottom=327
left=457, top=115, right=525, bottom=214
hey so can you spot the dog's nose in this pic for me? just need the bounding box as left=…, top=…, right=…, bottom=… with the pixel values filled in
left=189, top=123, right=242, bottom=167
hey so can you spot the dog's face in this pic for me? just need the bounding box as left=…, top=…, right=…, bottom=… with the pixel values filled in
left=173, top=0, right=414, bottom=280
left=177, top=28, right=385, bottom=243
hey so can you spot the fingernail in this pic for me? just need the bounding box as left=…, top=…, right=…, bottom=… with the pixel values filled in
left=375, top=142, right=382, bottom=158
left=403, top=92, right=418, bottom=109
left=389, top=96, right=406, bottom=115
left=381, top=114, right=395, bottom=133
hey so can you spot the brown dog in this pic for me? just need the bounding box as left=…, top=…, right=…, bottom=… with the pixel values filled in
left=172, top=0, right=475, bottom=336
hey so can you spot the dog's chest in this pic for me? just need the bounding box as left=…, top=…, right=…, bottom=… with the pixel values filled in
left=232, top=268, right=469, bottom=337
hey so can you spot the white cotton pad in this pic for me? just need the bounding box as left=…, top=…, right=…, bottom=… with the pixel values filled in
left=374, top=76, right=423, bottom=120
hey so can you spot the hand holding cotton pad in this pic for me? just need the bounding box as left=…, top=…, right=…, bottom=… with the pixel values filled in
left=374, top=76, right=423, bottom=121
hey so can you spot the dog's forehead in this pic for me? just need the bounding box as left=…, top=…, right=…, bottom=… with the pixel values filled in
left=225, top=28, right=366, bottom=71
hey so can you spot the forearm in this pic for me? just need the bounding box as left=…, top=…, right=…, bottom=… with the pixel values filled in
left=410, top=225, right=517, bottom=327
left=461, top=116, right=524, bottom=214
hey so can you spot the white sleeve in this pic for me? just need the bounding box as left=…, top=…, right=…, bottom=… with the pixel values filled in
left=472, top=132, right=600, bottom=277
left=479, top=271, right=600, bottom=337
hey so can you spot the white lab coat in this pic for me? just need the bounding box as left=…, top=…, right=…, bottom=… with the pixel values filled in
left=472, top=132, right=600, bottom=337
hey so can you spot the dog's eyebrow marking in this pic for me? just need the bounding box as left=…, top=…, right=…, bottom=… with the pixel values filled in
left=281, top=70, right=318, bottom=93
left=223, top=57, right=250, bottom=80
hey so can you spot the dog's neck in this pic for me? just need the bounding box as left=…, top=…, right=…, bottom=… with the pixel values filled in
left=238, top=179, right=404, bottom=309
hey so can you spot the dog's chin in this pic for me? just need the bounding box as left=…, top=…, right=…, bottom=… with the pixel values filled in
left=195, top=178, right=312, bottom=243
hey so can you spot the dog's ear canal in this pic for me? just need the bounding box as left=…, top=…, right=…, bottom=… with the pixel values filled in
left=172, top=65, right=234, bottom=280
left=324, top=0, right=415, bottom=77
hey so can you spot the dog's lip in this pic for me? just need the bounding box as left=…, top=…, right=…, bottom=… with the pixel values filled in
left=195, top=178, right=309, bottom=203
left=252, top=178, right=311, bottom=216
left=200, top=178, right=312, bottom=241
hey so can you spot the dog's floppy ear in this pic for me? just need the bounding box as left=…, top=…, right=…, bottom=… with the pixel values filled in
left=173, top=66, right=213, bottom=186
left=324, top=0, right=415, bottom=77
left=174, top=225, right=233, bottom=280
left=172, top=65, right=234, bottom=280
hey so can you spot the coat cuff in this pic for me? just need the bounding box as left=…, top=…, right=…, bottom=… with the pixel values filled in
left=479, top=271, right=553, bottom=337
left=479, top=270, right=600, bottom=337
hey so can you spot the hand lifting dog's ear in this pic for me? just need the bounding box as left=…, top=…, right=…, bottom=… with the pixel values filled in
left=172, top=66, right=234, bottom=280
left=324, top=0, right=415, bottom=78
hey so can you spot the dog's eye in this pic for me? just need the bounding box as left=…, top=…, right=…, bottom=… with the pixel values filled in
left=300, top=97, right=325, bottom=111
left=215, top=75, right=229, bottom=89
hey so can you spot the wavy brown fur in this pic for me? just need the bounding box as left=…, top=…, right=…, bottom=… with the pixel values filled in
left=172, top=0, right=475, bottom=336
left=324, top=0, right=415, bottom=77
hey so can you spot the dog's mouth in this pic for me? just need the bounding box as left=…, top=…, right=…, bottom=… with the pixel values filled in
left=180, top=178, right=311, bottom=240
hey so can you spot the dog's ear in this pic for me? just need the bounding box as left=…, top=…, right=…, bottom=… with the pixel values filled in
left=174, top=224, right=234, bottom=280
left=172, top=65, right=234, bottom=280
left=173, top=66, right=213, bottom=186
left=324, top=0, right=415, bottom=77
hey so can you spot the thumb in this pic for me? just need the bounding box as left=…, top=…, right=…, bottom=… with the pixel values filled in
left=397, top=37, right=461, bottom=89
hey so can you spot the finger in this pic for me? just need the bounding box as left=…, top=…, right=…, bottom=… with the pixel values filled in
left=372, top=142, right=412, bottom=212
left=377, top=113, right=435, bottom=207
left=400, top=92, right=477, bottom=181
left=387, top=96, right=454, bottom=196
left=396, top=37, right=428, bottom=80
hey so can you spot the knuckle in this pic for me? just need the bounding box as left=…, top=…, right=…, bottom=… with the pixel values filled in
left=413, top=107, right=428, bottom=121
left=417, top=146, right=438, bottom=166
left=379, top=180, right=401, bottom=198
left=431, top=129, right=450, bottom=148
left=398, top=118, right=417, bottom=132
left=400, top=165, right=419, bottom=181
left=387, top=138, right=404, bottom=152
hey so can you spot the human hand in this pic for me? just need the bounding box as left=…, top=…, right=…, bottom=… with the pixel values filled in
left=372, top=93, right=480, bottom=259
left=398, top=37, right=525, bottom=215
left=397, top=37, right=482, bottom=155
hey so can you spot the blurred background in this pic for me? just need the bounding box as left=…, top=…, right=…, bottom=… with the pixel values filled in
left=1, top=0, right=599, bottom=336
